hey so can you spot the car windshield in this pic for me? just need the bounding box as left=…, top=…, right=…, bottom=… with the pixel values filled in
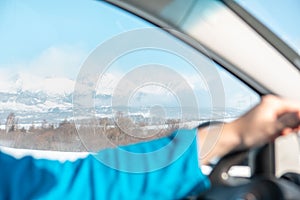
left=235, top=0, right=300, bottom=55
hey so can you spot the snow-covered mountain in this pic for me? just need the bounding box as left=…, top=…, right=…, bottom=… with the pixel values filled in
left=0, top=72, right=74, bottom=95
left=0, top=72, right=244, bottom=126
left=0, top=73, right=74, bottom=110
left=0, top=73, right=75, bottom=124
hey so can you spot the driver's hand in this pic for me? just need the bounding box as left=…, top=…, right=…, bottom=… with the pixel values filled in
left=198, top=95, right=300, bottom=165
left=232, top=95, right=300, bottom=149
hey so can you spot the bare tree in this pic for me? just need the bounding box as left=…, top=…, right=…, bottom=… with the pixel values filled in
left=41, top=119, right=48, bottom=129
left=5, top=113, right=16, bottom=133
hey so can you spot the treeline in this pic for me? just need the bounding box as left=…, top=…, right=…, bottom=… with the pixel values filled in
left=0, top=114, right=183, bottom=152
left=0, top=119, right=83, bottom=152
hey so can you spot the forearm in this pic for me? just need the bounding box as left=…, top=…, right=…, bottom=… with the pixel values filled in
left=197, top=122, right=241, bottom=165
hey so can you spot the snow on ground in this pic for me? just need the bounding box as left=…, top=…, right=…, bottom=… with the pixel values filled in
left=0, top=146, right=89, bottom=162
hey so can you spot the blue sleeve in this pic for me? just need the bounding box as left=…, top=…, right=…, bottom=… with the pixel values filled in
left=0, top=129, right=210, bottom=199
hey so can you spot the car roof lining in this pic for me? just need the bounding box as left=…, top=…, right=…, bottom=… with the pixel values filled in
left=222, top=0, right=300, bottom=71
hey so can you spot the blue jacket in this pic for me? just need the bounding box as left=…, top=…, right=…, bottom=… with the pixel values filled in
left=0, top=129, right=210, bottom=199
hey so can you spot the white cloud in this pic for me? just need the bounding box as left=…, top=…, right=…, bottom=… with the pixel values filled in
left=27, top=45, right=87, bottom=79
left=0, top=69, right=15, bottom=93
left=0, top=44, right=88, bottom=79
left=0, top=71, right=75, bottom=95
left=0, top=44, right=87, bottom=94
left=95, top=69, right=208, bottom=96
left=93, top=68, right=211, bottom=108
left=17, top=73, right=75, bottom=95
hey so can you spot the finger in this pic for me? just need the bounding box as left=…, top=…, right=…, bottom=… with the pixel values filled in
left=281, top=127, right=293, bottom=136
left=275, top=112, right=300, bottom=136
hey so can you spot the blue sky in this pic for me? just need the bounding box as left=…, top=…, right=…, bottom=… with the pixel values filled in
left=0, top=0, right=149, bottom=76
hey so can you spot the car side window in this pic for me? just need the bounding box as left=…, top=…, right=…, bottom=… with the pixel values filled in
left=0, top=0, right=259, bottom=152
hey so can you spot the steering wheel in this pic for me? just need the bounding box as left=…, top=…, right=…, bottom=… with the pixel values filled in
left=197, top=113, right=300, bottom=200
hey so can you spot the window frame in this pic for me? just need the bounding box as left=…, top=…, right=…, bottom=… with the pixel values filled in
left=222, top=0, right=300, bottom=71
